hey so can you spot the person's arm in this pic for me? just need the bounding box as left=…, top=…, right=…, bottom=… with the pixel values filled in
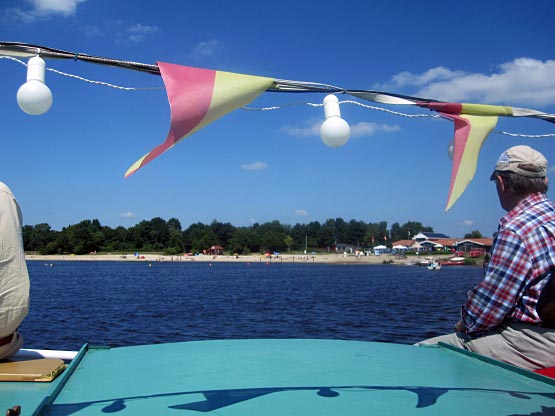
left=454, top=320, right=465, bottom=333
left=460, top=228, right=530, bottom=336
left=0, top=183, right=30, bottom=338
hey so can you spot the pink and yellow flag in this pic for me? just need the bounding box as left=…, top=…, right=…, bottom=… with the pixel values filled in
left=440, top=113, right=498, bottom=211
left=417, top=103, right=508, bottom=210
left=125, top=63, right=275, bottom=177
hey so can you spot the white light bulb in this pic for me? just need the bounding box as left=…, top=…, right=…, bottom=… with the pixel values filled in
left=320, top=94, right=350, bottom=147
left=17, top=56, right=53, bottom=115
left=447, top=139, right=454, bottom=160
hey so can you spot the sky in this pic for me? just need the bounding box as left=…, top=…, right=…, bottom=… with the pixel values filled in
left=0, top=0, right=554, bottom=239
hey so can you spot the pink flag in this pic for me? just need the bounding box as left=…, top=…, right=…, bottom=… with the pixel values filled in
left=125, top=63, right=274, bottom=177
left=441, top=113, right=498, bottom=211
left=417, top=102, right=502, bottom=210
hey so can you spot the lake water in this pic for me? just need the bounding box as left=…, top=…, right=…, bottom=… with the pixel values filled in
left=20, top=261, right=483, bottom=351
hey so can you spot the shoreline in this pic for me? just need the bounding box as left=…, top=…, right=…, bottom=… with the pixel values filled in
left=24, top=253, right=457, bottom=266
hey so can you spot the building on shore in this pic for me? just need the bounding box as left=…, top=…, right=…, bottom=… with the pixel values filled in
left=393, top=232, right=493, bottom=256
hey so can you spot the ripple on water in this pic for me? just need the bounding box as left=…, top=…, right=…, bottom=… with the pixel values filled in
left=21, top=261, right=483, bottom=350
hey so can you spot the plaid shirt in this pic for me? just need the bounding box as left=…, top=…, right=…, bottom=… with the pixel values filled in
left=461, top=193, right=555, bottom=336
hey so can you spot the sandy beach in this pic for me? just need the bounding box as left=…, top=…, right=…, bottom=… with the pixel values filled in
left=24, top=252, right=455, bottom=265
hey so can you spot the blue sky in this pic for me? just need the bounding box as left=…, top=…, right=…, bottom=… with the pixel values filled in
left=1, top=0, right=554, bottom=239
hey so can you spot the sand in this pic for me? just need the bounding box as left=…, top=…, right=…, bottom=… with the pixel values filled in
left=25, top=252, right=453, bottom=266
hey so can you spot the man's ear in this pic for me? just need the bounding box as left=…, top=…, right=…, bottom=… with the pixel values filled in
left=497, top=175, right=507, bottom=193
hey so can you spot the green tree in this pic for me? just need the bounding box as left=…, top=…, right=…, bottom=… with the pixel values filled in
left=167, top=218, right=182, bottom=232
left=197, top=228, right=219, bottom=253
left=284, top=235, right=294, bottom=252
left=128, top=221, right=148, bottom=249
left=261, top=230, right=287, bottom=252
left=363, top=221, right=388, bottom=246
left=390, top=222, right=403, bottom=243
left=228, top=227, right=252, bottom=254
left=258, top=220, right=289, bottom=252
left=347, top=219, right=367, bottom=246
left=210, top=220, right=236, bottom=249
left=183, top=222, right=206, bottom=252
left=64, top=220, right=102, bottom=254
left=303, top=221, right=321, bottom=249
left=147, top=217, right=170, bottom=250
left=290, top=223, right=307, bottom=251
left=166, top=218, right=184, bottom=254
left=22, top=225, right=33, bottom=251
left=464, top=230, right=483, bottom=238
left=21, top=216, right=449, bottom=257
left=184, top=222, right=219, bottom=253
left=318, top=219, right=336, bottom=248
left=167, top=230, right=184, bottom=254
left=23, top=223, right=57, bottom=253
left=334, top=218, right=348, bottom=243
left=103, top=226, right=130, bottom=252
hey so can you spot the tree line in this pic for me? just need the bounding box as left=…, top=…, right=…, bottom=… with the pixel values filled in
left=22, top=217, right=436, bottom=256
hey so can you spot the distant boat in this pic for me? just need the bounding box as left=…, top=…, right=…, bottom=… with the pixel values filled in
left=443, top=256, right=466, bottom=266
left=427, top=259, right=442, bottom=270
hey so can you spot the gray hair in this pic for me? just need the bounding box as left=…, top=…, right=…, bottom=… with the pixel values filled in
left=492, top=168, right=548, bottom=195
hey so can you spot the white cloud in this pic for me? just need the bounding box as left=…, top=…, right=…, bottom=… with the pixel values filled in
left=32, top=0, right=84, bottom=14
left=125, top=23, right=159, bottom=43
left=241, top=161, right=268, bottom=171
left=295, top=209, right=308, bottom=216
left=282, top=119, right=400, bottom=139
left=2, top=0, right=85, bottom=23
left=83, top=24, right=102, bottom=38
left=188, top=40, right=222, bottom=60
left=460, top=220, right=476, bottom=227
left=388, top=66, right=465, bottom=88
left=120, top=211, right=136, bottom=219
left=281, top=120, right=322, bottom=138
left=381, top=58, right=555, bottom=106
left=350, top=122, right=401, bottom=138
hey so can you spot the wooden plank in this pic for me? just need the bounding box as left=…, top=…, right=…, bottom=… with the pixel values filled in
left=0, top=358, right=66, bottom=382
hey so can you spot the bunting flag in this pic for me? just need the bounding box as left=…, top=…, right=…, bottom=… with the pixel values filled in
left=1, top=42, right=554, bottom=210
left=124, top=62, right=275, bottom=177
left=416, top=103, right=508, bottom=211
left=416, top=102, right=513, bottom=117
left=440, top=113, right=498, bottom=211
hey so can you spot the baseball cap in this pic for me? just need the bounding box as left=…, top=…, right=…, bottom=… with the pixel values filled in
left=490, top=145, right=548, bottom=180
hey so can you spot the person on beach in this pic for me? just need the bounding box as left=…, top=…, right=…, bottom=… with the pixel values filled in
left=0, top=181, right=30, bottom=360
left=416, top=145, right=555, bottom=371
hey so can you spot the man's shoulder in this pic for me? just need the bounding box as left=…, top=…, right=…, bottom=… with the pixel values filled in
left=0, top=181, right=11, bottom=194
left=502, top=196, right=555, bottom=232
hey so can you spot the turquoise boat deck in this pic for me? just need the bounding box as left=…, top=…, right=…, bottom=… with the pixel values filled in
left=1, top=339, right=554, bottom=415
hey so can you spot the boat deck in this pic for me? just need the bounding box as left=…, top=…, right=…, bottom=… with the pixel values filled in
left=1, top=339, right=554, bottom=415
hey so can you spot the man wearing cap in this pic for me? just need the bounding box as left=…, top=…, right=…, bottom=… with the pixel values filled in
left=0, top=181, right=30, bottom=360
left=417, top=145, right=555, bottom=371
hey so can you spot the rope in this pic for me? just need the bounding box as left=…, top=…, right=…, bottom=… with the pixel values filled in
left=495, top=131, right=555, bottom=138
left=242, top=99, right=440, bottom=118
left=46, top=67, right=163, bottom=91
left=0, top=56, right=162, bottom=91
left=243, top=100, right=555, bottom=137
left=0, top=56, right=27, bottom=66
left=241, top=101, right=314, bottom=111
left=338, top=100, right=440, bottom=118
